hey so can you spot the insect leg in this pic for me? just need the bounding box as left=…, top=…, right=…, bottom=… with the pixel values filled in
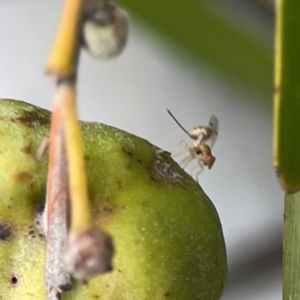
left=190, top=164, right=200, bottom=177
left=189, top=161, right=204, bottom=179
left=179, top=155, right=194, bottom=169
left=195, top=158, right=205, bottom=182
left=196, top=169, right=204, bottom=182
left=172, top=140, right=190, bottom=158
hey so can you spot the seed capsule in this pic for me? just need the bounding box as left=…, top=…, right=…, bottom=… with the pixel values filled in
left=81, top=2, right=129, bottom=59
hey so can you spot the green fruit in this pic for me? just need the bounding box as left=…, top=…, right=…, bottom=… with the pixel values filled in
left=0, top=99, right=227, bottom=300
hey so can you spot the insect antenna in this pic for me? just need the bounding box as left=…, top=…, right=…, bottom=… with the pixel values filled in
left=167, top=109, right=190, bottom=136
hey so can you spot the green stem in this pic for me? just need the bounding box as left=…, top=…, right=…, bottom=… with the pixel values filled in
left=283, top=193, right=300, bottom=299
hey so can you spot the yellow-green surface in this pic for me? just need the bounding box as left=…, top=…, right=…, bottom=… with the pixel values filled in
left=273, top=0, right=300, bottom=193
left=0, top=99, right=227, bottom=300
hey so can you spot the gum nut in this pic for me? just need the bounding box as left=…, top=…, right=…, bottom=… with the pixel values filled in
left=0, top=99, right=227, bottom=300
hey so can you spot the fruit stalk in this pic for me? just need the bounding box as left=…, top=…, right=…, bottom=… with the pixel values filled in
left=44, top=96, right=70, bottom=299
left=44, top=0, right=83, bottom=295
left=44, top=0, right=113, bottom=296
left=58, top=84, right=91, bottom=231
left=46, top=0, right=83, bottom=77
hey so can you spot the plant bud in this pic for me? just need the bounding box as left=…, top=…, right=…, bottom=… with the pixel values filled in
left=81, top=2, right=129, bottom=59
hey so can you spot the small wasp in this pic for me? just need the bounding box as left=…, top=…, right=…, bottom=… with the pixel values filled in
left=167, top=109, right=218, bottom=180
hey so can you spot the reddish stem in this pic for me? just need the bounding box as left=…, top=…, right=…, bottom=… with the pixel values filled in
left=45, top=95, right=71, bottom=299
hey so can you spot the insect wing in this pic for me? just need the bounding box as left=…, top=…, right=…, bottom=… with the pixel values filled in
left=206, top=115, right=218, bottom=148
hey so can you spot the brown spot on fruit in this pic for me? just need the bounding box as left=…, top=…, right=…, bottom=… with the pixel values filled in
left=122, top=147, right=138, bottom=167
left=122, top=147, right=133, bottom=158
left=150, top=159, right=181, bottom=183
left=94, top=201, right=114, bottom=216
left=59, top=283, right=72, bottom=291
left=10, top=275, right=18, bottom=286
left=34, top=203, right=46, bottom=237
left=94, top=197, right=113, bottom=216
left=0, top=222, right=12, bottom=240
left=122, top=147, right=144, bottom=167
left=13, top=171, right=31, bottom=181
left=20, top=143, right=32, bottom=154
left=116, top=179, right=123, bottom=189
left=12, top=109, right=49, bottom=128
left=149, top=146, right=182, bottom=183
left=164, top=292, right=170, bottom=297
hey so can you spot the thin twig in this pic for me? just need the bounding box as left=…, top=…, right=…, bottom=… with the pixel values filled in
left=58, top=81, right=114, bottom=282
left=44, top=0, right=83, bottom=297
left=45, top=96, right=71, bottom=300
left=46, top=0, right=83, bottom=77
left=45, top=0, right=114, bottom=293
left=58, top=83, right=91, bottom=231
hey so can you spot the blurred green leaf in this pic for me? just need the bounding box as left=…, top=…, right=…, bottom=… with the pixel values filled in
left=273, top=0, right=300, bottom=193
left=119, top=0, right=273, bottom=96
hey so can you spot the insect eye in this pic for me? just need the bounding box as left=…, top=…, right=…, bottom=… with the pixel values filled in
left=203, top=153, right=211, bottom=160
